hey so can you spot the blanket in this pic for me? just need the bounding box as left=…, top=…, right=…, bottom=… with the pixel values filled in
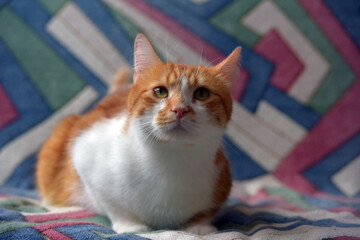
left=1, top=186, right=360, bottom=239
left=1, top=0, right=360, bottom=239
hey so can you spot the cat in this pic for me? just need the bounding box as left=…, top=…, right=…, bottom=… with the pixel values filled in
left=36, top=33, right=241, bottom=235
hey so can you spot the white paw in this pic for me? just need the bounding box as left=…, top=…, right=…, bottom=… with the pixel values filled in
left=112, top=222, right=152, bottom=234
left=185, top=224, right=218, bottom=235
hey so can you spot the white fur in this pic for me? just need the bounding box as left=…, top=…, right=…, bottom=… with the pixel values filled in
left=71, top=78, right=225, bottom=233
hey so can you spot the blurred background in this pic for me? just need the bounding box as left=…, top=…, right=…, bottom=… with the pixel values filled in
left=0, top=0, right=359, bottom=200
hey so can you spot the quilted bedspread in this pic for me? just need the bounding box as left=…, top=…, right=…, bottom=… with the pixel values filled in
left=1, top=0, right=360, bottom=239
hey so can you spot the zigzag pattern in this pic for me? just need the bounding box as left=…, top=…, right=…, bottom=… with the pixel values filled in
left=0, top=0, right=359, bottom=200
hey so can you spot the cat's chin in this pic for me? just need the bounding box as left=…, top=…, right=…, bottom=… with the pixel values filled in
left=154, top=124, right=197, bottom=144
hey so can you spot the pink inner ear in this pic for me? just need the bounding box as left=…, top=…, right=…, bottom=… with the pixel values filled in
left=134, top=34, right=162, bottom=77
left=216, top=47, right=242, bottom=84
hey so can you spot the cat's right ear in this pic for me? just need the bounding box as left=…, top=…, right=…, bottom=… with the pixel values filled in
left=133, top=34, right=162, bottom=82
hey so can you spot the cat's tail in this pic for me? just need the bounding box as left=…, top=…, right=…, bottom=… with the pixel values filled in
left=109, top=67, right=132, bottom=93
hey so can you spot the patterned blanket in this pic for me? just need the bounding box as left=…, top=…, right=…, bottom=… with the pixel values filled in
left=1, top=0, right=360, bottom=239
left=1, top=186, right=360, bottom=239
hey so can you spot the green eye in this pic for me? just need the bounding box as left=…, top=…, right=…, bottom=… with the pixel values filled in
left=153, top=87, right=168, bottom=98
left=194, top=87, right=210, bottom=101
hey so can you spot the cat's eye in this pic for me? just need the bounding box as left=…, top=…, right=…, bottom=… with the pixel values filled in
left=193, top=88, right=210, bottom=101
left=153, top=87, right=168, bottom=98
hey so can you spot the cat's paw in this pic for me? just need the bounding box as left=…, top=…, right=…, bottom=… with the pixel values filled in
left=185, top=224, right=217, bottom=235
left=112, top=221, right=152, bottom=234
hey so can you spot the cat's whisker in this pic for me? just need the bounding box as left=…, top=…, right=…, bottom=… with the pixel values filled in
left=208, top=57, right=222, bottom=67
left=165, top=36, right=169, bottom=63
left=169, top=40, right=180, bottom=63
left=195, top=49, right=204, bottom=77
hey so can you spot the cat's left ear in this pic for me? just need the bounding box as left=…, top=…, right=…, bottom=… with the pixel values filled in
left=213, top=47, right=242, bottom=85
left=133, top=34, right=162, bottom=82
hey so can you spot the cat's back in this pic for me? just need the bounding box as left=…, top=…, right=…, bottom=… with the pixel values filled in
left=36, top=86, right=130, bottom=206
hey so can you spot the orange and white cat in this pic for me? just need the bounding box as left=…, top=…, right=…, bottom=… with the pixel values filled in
left=36, top=34, right=241, bottom=234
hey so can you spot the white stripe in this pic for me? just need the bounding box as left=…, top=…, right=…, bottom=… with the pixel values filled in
left=242, top=1, right=330, bottom=103
left=0, top=87, right=98, bottom=184
left=231, top=175, right=283, bottom=196
left=226, top=122, right=281, bottom=171
left=59, top=3, right=129, bottom=72
left=332, top=155, right=360, bottom=197
left=231, top=102, right=295, bottom=158
left=256, top=101, right=307, bottom=143
left=46, top=2, right=129, bottom=84
left=104, top=0, right=210, bottom=66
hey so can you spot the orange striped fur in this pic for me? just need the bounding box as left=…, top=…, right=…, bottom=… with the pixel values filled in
left=36, top=69, right=131, bottom=206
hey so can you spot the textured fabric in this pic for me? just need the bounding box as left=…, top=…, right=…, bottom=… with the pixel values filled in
left=0, top=0, right=360, bottom=239
left=1, top=188, right=360, bottom=239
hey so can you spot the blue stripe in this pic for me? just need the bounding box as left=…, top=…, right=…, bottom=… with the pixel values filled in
left=223, top=135, right=267, bottom=180
left=304, top=195, right=360, bottom=210
left=74, top=0, right=134, bottom=65
left=0, top=204, right=25, bottom=221
left=170, top=0, right=233, bottom=18
left=303, top=132, right=360, bottom=197
left=56, top=225, right=115, bottom=239
left=4, top=153, right=37, bottom=190
left=144, top=0, right=274, bottom=112
left=0, top=40, right=52, bottom=147
left=264, top=86, right=320, bottom=130
left=214, top=209, right=360, bottom=235
left=325, top=0, right=360, bottom=48
left=0, top=0, right=10, bottom=8
left=9, top=0, right=107, bottom=97
left=0, top=228, right=43, bottom=240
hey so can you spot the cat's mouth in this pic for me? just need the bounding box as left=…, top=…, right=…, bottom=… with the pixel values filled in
left=170, top=123, right=187, bottom=132
left=163, top=121, right=190, bottom=135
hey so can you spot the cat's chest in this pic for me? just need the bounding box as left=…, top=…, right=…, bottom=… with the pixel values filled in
left=127, top=149, right=218, bottom=228
left=72, top=117, right=220, bottom=228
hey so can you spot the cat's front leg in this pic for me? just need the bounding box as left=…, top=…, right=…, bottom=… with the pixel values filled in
left=184, top=220, right=218, bottom=235
left=108, top=207, right=152, bottom=234
left=112, top=221, right=152, bottom=234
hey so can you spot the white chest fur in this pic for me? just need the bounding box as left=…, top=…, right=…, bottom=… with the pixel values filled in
left=71, top=116, right=222, bottom=229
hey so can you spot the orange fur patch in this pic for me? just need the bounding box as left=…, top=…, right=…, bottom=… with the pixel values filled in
left=185, top=149, right=232, bottom=226
left=36, top=75, right=130, bottom=206
left=128, top=63, right=233, bottom=128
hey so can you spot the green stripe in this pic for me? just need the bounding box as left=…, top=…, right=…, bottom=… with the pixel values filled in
left=0, top=221, right=34, bottom=234
left=273, top=0, right=356, bottom=115
left=0, top=8, right=86, bottom=110
left=210, top=0, right=262, bottom=48
left=265, top=187, right=316, bottom=210
left=38, top=0, right=68, bottom=14
left=104, top=2, right=141, bottom=42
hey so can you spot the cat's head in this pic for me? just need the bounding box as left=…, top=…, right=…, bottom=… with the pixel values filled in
left=128, top=34, right=241, bottom=144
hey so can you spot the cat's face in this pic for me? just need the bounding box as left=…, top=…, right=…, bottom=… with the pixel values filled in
left=127, top=34, right=241, bottom=143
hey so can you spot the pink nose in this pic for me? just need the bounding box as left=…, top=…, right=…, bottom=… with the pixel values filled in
left=172, top=107, right=188, bottom=119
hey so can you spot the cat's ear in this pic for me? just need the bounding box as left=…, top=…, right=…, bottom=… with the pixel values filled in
left=134, top=34, right=162, bottom=81
left=213, top=47, right=242, bottom=84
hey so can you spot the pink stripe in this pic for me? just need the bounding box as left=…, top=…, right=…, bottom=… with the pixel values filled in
left=231, top=71, right=249, bottom=101
left=26, top=210, right=96, bottom=223
left=124, top=0, right=223, bottom=64
left=123, top=0, right=249, bottom=100
left=299, top=0, right=360, bottom=76
left=32, top=221, right=96, bottom=231
left=274, top=0, right=360, bottom=195
left=42, top=229, right=72, bottom=240
left=0, top=84, right=19, bottom=129
left=255, top=30, right=304, bottom=91
left=274, top=81, right=360, bottom=194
